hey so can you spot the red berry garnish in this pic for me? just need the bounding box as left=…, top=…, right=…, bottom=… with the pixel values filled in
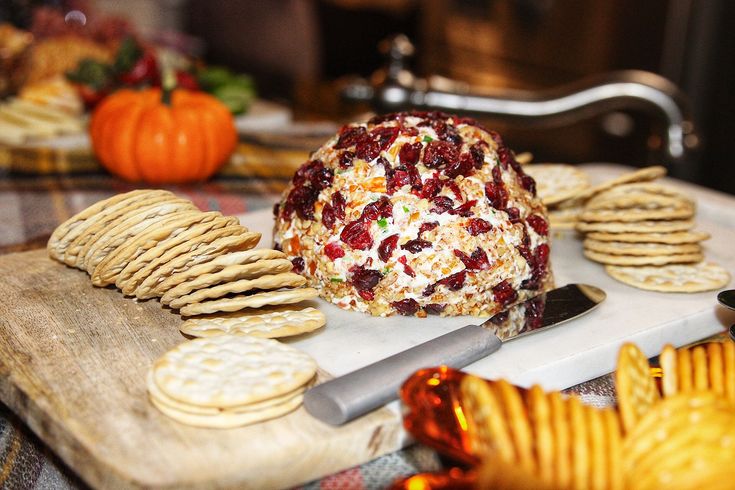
left=322, top=203, right=336, bottom=229
left=492, top=280, right=518, bottom=307
left=437, top=270, right=466, bottom=291
left=335, top=126, right=366, bottom=149
left=378, top=234, right=399, bottom=262
left=324, top=242, right=345, bottom=260
left=466, top=218, right=492, bottom=236
left=449, top=200, right=477, bottom=217
left=392, top=298, right=420, bottom=316
left=401, top=239, right=432, bottom=254
left=423, top=140, right=459, bottom=169
left=430, top=196, right=454, bottom=214
left=350, top=266, right=383, bottom=293
left=340, top=219, right=373, bottom=250
left=398, top=255, right=416, bottom=277
left=399, top=142, right=422, bottom=165
left=361, top=196, right=393, bottom=221
left=444, top=152, right=474, bottom=178
left=454, top=247, right=490, bottom=270
left=291, top=257, right=305, bottom=273
left=423, top=303, right=446, bottom=315
left=418, top=221, right=439, bottom=237
left=527, top=214, right=548, bottom=236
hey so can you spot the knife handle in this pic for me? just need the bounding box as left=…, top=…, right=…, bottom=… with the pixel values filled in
left=303, top=324, right=502, bottom=425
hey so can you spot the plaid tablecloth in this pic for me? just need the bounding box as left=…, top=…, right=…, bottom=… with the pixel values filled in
left=0, top=172, right=618, bottom=490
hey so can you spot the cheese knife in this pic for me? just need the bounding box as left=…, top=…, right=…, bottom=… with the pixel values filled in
left=304, top=283, right=606, bottom=425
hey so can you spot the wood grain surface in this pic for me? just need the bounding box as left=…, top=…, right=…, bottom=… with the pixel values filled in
left=0, top=250, right=403, bottom=489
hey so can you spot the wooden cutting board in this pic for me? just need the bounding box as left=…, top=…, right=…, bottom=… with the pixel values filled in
left=0, top=250, right=403, bottom=489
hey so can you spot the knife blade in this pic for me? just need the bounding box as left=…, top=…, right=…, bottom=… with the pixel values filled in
left=303, top=283, right=606, bottom=425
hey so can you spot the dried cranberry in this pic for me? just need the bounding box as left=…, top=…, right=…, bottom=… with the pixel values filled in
left=466, top=218, right=492, bottom=236
left=358, top=290, right=375, bottom=301
left=418, top=221, right=439, bottom=237
left=340, top=220, right=373, bottom=250
left=433, top=121, right=462, bottom=145
left=449, top=200, right=477, bottom=217
left=339, top=151, right=355, bottom=168
left=418, top=176, right=442, bottom=199
left=469, top=142, right=486, bottom=169
left=446, top=182, right=463, bottom=200
left=273, top=202, right=280, bottom=217
left=506, top=207, right=521, bottom=223
left=324, top=242, right=345, bottom=260
left=361, top=196, right=392, bottom=221
left=399, top=142, right=422, bottom=165
left=524, top=295, right=546, bottom=331
left=423, top=141, right=459, bottom=169
left=397, top=255, right=416, bottom=277
left=527, top=214, right=549, bottom=236
left=485, top=181, right=508, bottom=210
left=444, top=152, right=474, bottom=178
left=335, top=126, right=366, bottom=149
left=386, top=167, right=412, bottom=195
left=378, top=234, right=399, bottom=262
left=454, top=247, right=490, bottom=270
left=520, top=175, right=537, bottom=196
left=496, top=144, right=512, bottom=170
left=437, top=271, right=466, bottom=291
left=332, top=192, right=346, bottom=221
left=492, top=280, right=518, bottom=307
left=423, top=303, right=446, bottom=315
left=284, top=185, right=319, bottom=220
left=430, top=196, right=454, bottom=214
left=422, top=283, right=436, bottom=296
left=392, top=298, right=420, bottom=316
left=322, top=203, right=336, bottom=229
left=350, top=266, right=383, bottom=293
left=489, top=311, right=509, bottom=325
left=401, top=239, right=432, bottom=254
left=356, top=126, right=399, bottom=161
left=521, top=243, right=550, bottom=290
left=368, top=113, right=402, bottom=125
left=291, top=257, right=305, bottom=273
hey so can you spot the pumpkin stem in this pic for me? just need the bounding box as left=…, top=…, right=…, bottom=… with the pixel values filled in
left=161, top=67, right=176, bottom=105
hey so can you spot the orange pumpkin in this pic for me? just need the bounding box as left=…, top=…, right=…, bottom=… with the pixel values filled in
left=89, top=88, right=237, bottom=183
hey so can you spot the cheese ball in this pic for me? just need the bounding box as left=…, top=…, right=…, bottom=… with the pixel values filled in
left=273, top=111, right=553, bottom=317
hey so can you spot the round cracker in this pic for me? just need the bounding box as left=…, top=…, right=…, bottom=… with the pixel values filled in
left=586, top=230, right=710, bottom=244
left=92, top=211, right=224, bottom=286
left=615, top=343, right=660, bottom=433
left=147, top=371, right=311, bottom=415
left=604, top=262, right=730, bottom=293
left=179, top=306, right=326, bottom=339
left=548, top=391, right=572, bottom=489
left=149, top=389, right=303, bottom=429
left=586, top=405, right=607, bottom=490
left=130, top=228, right=261, bottom=299
left=707, top=342, right=724, bottom=396
left=459, top=375, right=515, bottom=461
left=602, top=408, right=623, bottom=490
left=584, top=249, right=702, bottom=266
left=48, top=189, right=161, bottom=261
left=568, top=396, right=589, bottom=490
left=584, top=239, right=701, bottom=257
left=659, top=344, right=678, bottom=397
left=522, top=164, right=591, bottom=206
left=723, top=341, right=735, bottom=404
left=154, top=248, right=288, bottom=296
left=692, top=345, right=709, bottom=391
left=152, top=334, right=317, bottom=408
left=115, top=216, right=240, bottom=290
left=167, top=272, right=307, bottom=310
left=677, top=347, right=693, bottom=392
left=576, top=219, right=695, bottom=234
left=81, top=199, right=196, bottom=273
left=495, top=379, right=535, bottom=474
left=179, top=287, right=319, bottom=316
left=161, top=258, right=294, bottom=305
left=528, top=385, right=554, bottom=485
left=575, top=165, right=667, bottom=200
left=64, top=192, right=181, bottom=268
left=586, top=192, right=691, bottom=212
left=579, top=206, right=694, bottom=223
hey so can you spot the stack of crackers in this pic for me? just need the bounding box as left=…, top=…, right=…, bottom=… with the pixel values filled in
left=522, top=163, right=592, bottom=231
left=48, top=189, right=327, bottom=428
left=147, top=335, right=318, bottom=428
left=456, top=340, right=735, bottom=489
left=525, top=163, right=731, bottom=293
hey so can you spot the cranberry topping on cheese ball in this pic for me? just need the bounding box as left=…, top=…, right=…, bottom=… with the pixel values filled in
left=273, top=111, right=553, bottom=317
